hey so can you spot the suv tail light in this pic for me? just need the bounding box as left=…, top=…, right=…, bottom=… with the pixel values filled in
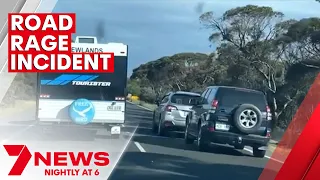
left=266, top=129, right=271, bottom=138
left=266, top=131, right=271, bottom=138
left=211, top=100, right=219, bottom=109
left=266, top=105, right=272, bottom=120
left=266, top=105, right=271, bottom=113
left=165, top=105, right=177, bottom=112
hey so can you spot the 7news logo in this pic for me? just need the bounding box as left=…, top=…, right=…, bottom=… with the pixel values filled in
left=40, top=74, right=111, bottom=87
left=3, top=144, right=109, bottom=176
left=4, top=145, right=31, bottom=176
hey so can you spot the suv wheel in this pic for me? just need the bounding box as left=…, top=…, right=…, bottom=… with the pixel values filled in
left=233, top=104, right=263, bottom=134
left=197, top=127, right=209, bottom=151
left=234, top=144, right=245, bottom=150
left=184, top=122, right=194, bottom=144
left=252, top=147, right=266, bottom=158
left=158, top=118, right=166, bottom=136
left=152, top=113, right=158, bottom=133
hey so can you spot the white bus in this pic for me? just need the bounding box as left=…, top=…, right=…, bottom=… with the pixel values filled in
left=36, top=36, right=128, bottom=137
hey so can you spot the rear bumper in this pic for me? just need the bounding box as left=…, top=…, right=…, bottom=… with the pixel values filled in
left=37, top=118, right=125, bottom=124
left=201, top=126, right=270, bottom=147
left=161, top=113, right=186, bottom=131
left=36, top=119, right=125, bottom=130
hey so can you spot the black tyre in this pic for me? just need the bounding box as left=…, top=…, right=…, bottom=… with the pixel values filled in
left=234, top=144, right=245, bottom=150
left=157, top=118, right=166, bottom=136
left=253, top=147, right=266, bottom=158
left=233, top=104, right=263, bottom=134
left=197, top=127, right=209, bottom=151
left=152, top=112, right=158, bottom=133
left=184, top=119, right=194, bottom=144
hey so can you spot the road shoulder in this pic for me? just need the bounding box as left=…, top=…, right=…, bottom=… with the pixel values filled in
left=0, top=100, right=35, bottom=117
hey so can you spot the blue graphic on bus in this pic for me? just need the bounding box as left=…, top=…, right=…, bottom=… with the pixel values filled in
left=40, top=74, right=99, bottom=85
left=69, top=98, right=95, bottom=125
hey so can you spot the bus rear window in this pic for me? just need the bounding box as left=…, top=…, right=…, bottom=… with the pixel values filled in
left=78, top=38, right=95, bottom=43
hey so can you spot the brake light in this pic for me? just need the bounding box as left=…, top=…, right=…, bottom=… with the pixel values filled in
left=266, top=105, right=272, bottom=120
left=266, top=106, right=271, bottom=113
left=266, top=129, right=272, bottom=138
left=165, top=105, right=177, bottom=112
left=40, top=94, right=50, bottom=98
left=208, top=127, right=215, bottom=132
left=266, top=132, right=271, bottom=138
left=211, top=100, right=219, bottom=109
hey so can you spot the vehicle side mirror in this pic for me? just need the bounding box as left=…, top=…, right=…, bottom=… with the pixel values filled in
left=155, top=100, right=160, bottom=106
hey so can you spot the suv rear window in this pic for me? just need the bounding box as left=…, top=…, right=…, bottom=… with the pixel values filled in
left=171, top=94, right=200, bottom=106
left=218, top=88, right=267, bottom=110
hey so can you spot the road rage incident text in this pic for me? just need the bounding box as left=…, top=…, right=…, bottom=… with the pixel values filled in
left=8, top=13, right=114, bottom=73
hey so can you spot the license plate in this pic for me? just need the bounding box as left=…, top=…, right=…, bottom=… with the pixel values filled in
left=215, top=122, right=230, bottom=131
left=107, top=106, right=121, bottom=111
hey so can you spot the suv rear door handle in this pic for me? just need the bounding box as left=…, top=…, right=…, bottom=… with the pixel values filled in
left=220, top=109, right=226, bottom=112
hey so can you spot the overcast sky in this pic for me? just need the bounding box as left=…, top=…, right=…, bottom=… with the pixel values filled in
left=53, top=0, right=320, bottom=75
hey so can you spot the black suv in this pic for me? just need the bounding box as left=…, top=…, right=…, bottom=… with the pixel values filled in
left=184, top=86, right=272, bottom=157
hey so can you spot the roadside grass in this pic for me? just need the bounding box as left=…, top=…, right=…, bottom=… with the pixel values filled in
left=0, top=100, right=36, bottom=117
left=268, top=143, right=290, bottom=153
left=129, top=99, right=157, bottom=111
left=268, top=143, right=291, bottom=162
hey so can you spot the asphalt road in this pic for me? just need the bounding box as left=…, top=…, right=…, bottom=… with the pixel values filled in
left=0, top=102, right=274, bottom=180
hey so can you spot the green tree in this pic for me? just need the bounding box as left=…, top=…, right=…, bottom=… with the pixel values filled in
left=199, top=5, right=292, bottom=128
left=140, top=87, right=157, bottom=103
left=127, top=79, right=141, bottom=96
left=128, top=4, right=319, bottom=130
left=130, top=53, right=212, bottom=97
left=278, top=17, right=320, bottom=128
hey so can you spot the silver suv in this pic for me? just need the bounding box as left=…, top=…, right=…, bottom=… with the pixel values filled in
left=152, top=91, right=201, bottom=136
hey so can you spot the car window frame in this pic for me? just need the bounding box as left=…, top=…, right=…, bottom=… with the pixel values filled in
left=207, top=88, right=217, bottom=104
left=200, top=89, right=208, bottom=97
left=201, top=88, right=212, bottom=104
left=160, top=95, right=170, bottom=104
left=199, top=89, right=208, bottom=104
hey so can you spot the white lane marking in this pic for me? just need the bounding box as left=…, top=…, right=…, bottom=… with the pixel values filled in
left=0, top=124, right=34, bottom=144
left=118, top=165, right=198, bottom=178
left=0, top=0, right=45, bottom=73
left=244, top=147, right=284, bottom=164
left=268, top=157, right=285, bottom=164
left=102, top=126, right=138, bottom=179
left=0, top=0, right=21, bottom=44
left=0, top=59, right=7, bottom=73
left=134, top=141, right=146, bottom=152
